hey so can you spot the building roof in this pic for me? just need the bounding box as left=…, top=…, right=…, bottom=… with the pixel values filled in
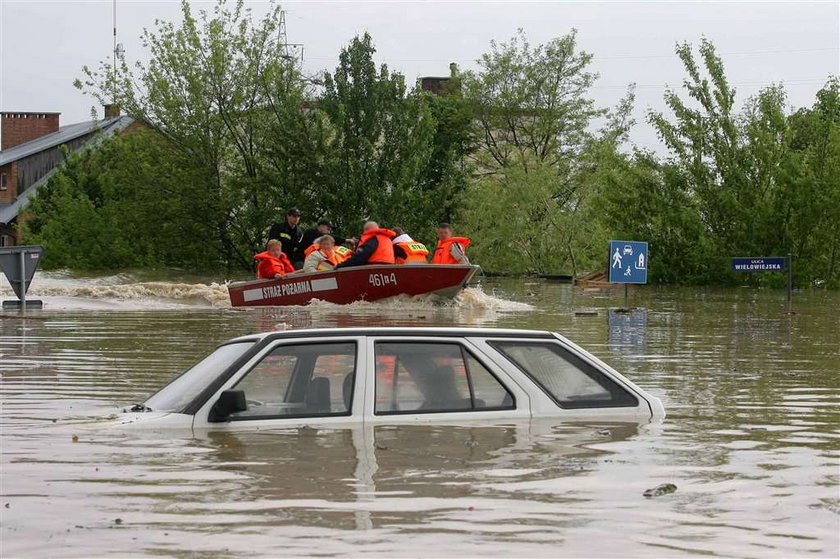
left=0, top=116, right=132, bottom=167
left=0, top=116, right=136, bottom=225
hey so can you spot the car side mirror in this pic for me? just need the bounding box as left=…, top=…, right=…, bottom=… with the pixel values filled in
left=209, top=389, right=247, bottom=422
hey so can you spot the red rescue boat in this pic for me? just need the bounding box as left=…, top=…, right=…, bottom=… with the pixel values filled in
left=228, top=264, right=479, bottom=307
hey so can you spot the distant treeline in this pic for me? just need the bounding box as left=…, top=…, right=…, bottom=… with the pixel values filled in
left=23, top=0, right=840, bottom=288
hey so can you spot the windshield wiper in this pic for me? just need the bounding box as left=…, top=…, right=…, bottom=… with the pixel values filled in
left=129, top=403, right=153, bottom=412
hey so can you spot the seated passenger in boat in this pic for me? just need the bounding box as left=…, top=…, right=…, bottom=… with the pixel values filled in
left=254, top=239, right=296, bottom=279
left=303, top=235, right=342, bottom=272
left=392, top=227, right=429, bottom=265
left=431, top=223, right=470, bottom=265
left=336, top=221, right=396, bottom=268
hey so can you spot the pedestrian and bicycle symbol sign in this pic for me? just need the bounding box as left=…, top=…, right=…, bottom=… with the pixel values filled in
left=608, top=240, right=648, bottom=284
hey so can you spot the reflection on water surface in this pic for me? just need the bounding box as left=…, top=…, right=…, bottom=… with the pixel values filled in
left=1, top=275, right=838, bottom=557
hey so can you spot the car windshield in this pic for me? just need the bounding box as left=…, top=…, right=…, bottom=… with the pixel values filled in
left=143, top=342, right=255, bottom=413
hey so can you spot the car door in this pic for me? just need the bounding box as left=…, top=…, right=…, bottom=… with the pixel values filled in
left=192, top=336, right=367, bottom=430
left=363, top=336, right=530, bottom=424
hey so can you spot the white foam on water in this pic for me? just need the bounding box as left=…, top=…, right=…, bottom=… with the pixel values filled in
left=0, top=272, right=230, bottom=309
left=456, top=287, right=534, bottom=311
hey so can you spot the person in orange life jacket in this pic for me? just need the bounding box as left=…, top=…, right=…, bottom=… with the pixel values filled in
left=392, top=227, right=429, bottom=265
left=431, top=222, right=470, bottom=265
left=254, top=239, right=296, bottom=279
left=336, top=221, right=396, bottom=268
left=302, top=234, right=353, bottom=268
left=303, top=235, right=343, bottom=272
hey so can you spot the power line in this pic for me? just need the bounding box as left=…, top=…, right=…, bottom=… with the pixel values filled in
left=591, top=78, right=830, bottom=90
left=303, top=46, right=838, bottom=64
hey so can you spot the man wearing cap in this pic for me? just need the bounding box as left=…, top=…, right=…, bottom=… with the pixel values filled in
left=268, top=208, right=304, bottom=268
left=300, top=219, right=354, bottom=251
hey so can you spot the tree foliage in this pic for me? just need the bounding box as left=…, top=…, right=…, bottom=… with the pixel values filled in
left=23, top=129, right=216, bottom=270
left=20, top=3, right=838, bottom=287
left=459, top=30, right=633, bottom=275
left=60, top=0, right=472, bottom=269
left=622, top=39, right=840, bottom=286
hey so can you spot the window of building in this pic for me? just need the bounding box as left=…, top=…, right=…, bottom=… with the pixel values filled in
left=490, top=342, right=638, bottom=409
left=374, top=342, right=514, bottom=414
left=0, top=172, right=7, bottom=191
left=230, top=342, right=356, bottom=420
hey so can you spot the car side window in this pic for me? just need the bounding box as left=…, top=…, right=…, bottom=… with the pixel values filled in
left=491, top=341, right=638, bottom=409
left=375, top=342, right=514, bottom=414
left=230, top=342, right=356, bottom=420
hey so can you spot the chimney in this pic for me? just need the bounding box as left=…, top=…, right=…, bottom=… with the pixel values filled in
left=1, top=112, right=60, bottom=150
left=103, top=104, right=121, bottom=119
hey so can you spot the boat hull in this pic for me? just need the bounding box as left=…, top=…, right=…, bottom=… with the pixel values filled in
left=228, top=264, right=479, bottom=307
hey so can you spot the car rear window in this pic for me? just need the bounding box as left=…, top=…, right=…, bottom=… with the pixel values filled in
left=490, top=341, right=638, bottom=409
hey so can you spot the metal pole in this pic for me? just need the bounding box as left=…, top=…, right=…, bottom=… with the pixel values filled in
left=624, top=283, right=629, bottom=309
left=787, top=253, right=792, bottom=312
left=19, top=249, right=26, bottom=309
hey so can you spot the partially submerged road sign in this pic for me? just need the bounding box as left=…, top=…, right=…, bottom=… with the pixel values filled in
left=0, top=245, right=44, bottom=309
left=609, top=240, right=648, bottom=284
left=731, top=255, right=793, bottom=311
left=731, top=257, right=786, bottom=272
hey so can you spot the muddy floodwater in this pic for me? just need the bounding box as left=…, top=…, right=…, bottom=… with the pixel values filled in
left=1, top=273, right=838, bottom=557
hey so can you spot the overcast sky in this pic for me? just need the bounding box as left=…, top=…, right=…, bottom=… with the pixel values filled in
left=1, top=0, right=838, bottom=152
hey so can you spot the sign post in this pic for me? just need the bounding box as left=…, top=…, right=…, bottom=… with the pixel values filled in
left=730, top=255, right=793, bottom=312
left=608, top=240, right=648, bottom=309
left=0, top=245, right=44, bottom=311
left=787, top=253, right=792, bottom=312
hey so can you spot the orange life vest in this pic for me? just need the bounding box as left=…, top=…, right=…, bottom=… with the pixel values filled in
left=394, top=241, right=429, bottom=264
left=432, top=237, right=470, bottom=265
left=358, top=228, right=396, bottom=265
left=334, top=245, right=353, bottom=262
left=303, top=244, right=343, bottom=271
left=304, top=244, right=352, bottom=263
left=254, top=251, right=294, bottom=279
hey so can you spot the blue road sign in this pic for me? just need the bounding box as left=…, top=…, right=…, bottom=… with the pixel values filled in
left=731, top=257, right=786, bottom=272
left=608, top=240, right=648, bottom=284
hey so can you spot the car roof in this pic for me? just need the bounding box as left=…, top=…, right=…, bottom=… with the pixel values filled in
left=225, top=327, right=556, bottom=345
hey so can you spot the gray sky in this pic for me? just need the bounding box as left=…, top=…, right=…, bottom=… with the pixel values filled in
left=1, top=0, right=838, bottom=152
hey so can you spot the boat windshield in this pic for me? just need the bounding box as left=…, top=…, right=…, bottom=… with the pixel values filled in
left=143, top=341, right=255, bottom=413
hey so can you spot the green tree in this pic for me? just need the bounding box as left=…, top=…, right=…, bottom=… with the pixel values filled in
left=782, top=78, right=840, bottom=287
left=416, top=65, right=476, bottom=225
left=76, top=0, right=294, bottom=267
left=23, top=129, right=217, bottom=270
left=646, top=39, right=838, bottom=286
left=317, top=33, right=439, bottom=235
left=459, top=30, right=633, bottom=275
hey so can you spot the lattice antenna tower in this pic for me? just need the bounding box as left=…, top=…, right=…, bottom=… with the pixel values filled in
left=112, top=0, right=125, bottom=103
left=278, top=10, right=304, bottom=66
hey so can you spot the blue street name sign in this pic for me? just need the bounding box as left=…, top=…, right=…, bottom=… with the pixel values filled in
left=608, top=240, right=648, bottom=284
left=731, top=257, right=786, bottom=272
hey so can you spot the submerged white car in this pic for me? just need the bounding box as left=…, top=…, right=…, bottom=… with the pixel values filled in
left=119, top=327, right=664, bottom=429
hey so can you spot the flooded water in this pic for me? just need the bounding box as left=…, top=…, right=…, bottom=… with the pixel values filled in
left=1, top=272, right=838, bottom=557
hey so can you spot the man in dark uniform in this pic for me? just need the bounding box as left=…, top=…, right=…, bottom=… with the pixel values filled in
left=268, top=208, right=304, bottom=268
left=301, top=219, right=356, bottom=250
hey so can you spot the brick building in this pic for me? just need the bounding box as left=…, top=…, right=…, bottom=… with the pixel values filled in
left=0, top=108, right=138, bottom=246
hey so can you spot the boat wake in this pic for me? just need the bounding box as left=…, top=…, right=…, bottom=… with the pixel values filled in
left=0, top=273, right=230, bottom=309
left=306, top=287, right=532, bottom=312
left=0, top=272, right=531, bottom=313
